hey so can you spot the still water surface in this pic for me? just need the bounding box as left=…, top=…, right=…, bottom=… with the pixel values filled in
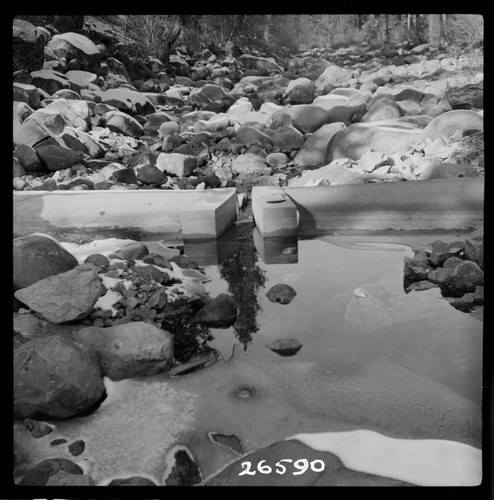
left=194, top=235, right=482, bottom=405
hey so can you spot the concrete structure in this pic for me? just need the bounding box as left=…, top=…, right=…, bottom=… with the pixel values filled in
left=13, top=188, right=238, bottom=242
left=252, top=178, right=484, bottom=237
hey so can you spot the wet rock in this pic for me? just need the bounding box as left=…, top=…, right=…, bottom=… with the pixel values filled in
left=14, top=233, right=79, bottom=290
left=464, top=239, right=483, bottom=270
left=265, top=338, right=303, bottom=356
left=156, top=152, right=197, bottom=177
left=266, top=284, right=297, bottom=304
left=111, top=242, right=149, bottom=260
left=108, top=476, right=157, bottom=486
left=294, top=122, right=346, bottom=168
left=23, top=418, right=53, bottom=438
left=164, top=448, right=202, bottom=486
left=403, top=256, right=432, bottom=281
left=429, top=240, right=464, bottom=267
left=72, top=322, right=174, bottom=380
left=443, top=256, right=463, bottom=270
left=18, top=457, right=84, bottom=486
left=14, top=336, right=105, bottom=419
left=193, top=293, right=238, bottom=327
left=441, top=261, right=484, bottom=297
left=35, top=144, right=84, bottom=171
left=14, top=265, right=105, bottom=323
left=427, top=267, right=452, bottom=285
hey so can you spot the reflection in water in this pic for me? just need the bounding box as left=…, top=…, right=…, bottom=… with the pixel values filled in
left=218, top=233, right=266, bottom=350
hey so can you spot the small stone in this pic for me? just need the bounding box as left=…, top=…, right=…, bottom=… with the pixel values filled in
left=23, top=418, right=53, bottom=438
left=84, top=253, right=110, bottom=269
left=266, top=284, right=297, bottom=304
left=68, top=440, right=85, bottom=456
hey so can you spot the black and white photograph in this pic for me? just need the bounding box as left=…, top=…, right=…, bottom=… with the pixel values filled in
left=11, top=11, right=487, bottom=494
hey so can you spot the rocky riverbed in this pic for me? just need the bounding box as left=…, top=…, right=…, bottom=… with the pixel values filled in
left=12, top=15, right=483, bottom=488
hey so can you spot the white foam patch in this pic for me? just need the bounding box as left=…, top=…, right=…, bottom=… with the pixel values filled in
left=93, top=290, right=122, bottom=315
left=60, top=238, right=136, bottom=261
left=288, top=429, right=481, bottom=486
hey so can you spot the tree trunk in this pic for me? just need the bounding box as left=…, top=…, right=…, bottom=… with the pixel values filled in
left=429, top=14, right=442, bottom=48
left=384, top=14, right=390, bottom=44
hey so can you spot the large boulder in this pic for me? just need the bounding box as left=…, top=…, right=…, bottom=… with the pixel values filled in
left=14, top=265, right=105, bottom=323
left=13, top=83, right=41, bottom=108
left=99, top=110, right=144, bottom=138
left=188, top=84, right=235, bottom=112
left=314, top=65, right=353, bottom=90
left=231, top=153, right=270, bottom=176
left=267, top=125, right=305, bottom=152
left=44, top=32, right=101, bottom=74
left=361, top=98, right=403, bottom=122
left=238, top=54, right=283, bottom=75
left=327, top=117, right=428, bottom=162
left=156, top=152, right=197, bottom=177
left=14, top=335, right=105, bottom=419
left=285, top=77, right=316, bottom=104
left=235, top=125, right=273, bottom=147
left=294, top=122, right=346, bottom=167
left=94, top=88, right=155, bottom=115
left=35, top=144, right=84, bottom=171
left=420, top=110, right=483, bottom=141
left=445, top=84, right=483, bottom=110
left=441, top=261, right=484, bottom=297
left=30, top=69, right=72, bottom=95
left=271, top=105, right=329, bottom=134
left=13, top=234, right=79, bottom=290
left=72, top=322, right=173, bottom=380
left=288, top=160, right=359, bottom=187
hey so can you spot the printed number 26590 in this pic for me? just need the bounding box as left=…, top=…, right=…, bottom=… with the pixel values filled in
left=238, top=459, right=325, bottom=476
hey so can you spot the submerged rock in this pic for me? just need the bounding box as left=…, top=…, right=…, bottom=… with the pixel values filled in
left=265, top=338, right=303, bottom=356
left=266, top=284, right=297, bottom=304
left=193, top=293, right=238, bottom=327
